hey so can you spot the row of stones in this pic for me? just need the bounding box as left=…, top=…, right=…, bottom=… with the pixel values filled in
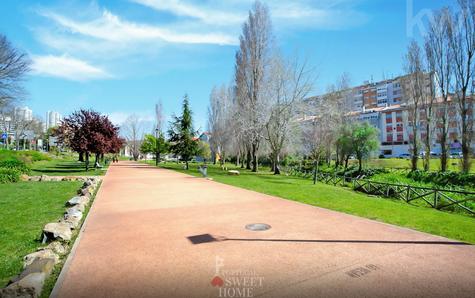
left=0, top=178, right=101, bottom=298
left=24, top=175, right=96, bottom=182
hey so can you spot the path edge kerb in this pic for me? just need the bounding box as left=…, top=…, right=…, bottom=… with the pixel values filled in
left=50, top=170, right=109, bottom=298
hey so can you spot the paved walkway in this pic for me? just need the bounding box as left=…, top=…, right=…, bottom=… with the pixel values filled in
left=53, top=161, right=475, bottom=298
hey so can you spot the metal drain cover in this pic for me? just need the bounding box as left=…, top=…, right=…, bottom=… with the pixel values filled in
left=245, top=223, right=271, bottom=231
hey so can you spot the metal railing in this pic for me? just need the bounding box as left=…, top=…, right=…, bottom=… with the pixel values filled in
left=285, top=167, right=475, bottom=215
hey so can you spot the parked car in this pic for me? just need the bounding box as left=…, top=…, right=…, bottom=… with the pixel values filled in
left=450, top=152, right=463, bottom=159
left=398, top=153, right=411, bottom=159
left=419, top=151, right=437, bottom=157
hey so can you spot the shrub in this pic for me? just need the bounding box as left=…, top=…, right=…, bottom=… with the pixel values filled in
left=0, top=150, right=50, bottom=164
left=318, top=165, right=388, bottom=178
left=407, top=170, right=475, bottom=188
left=0, top=168, right=21, bottom=183
left=0, top=159, right=30, bottom=174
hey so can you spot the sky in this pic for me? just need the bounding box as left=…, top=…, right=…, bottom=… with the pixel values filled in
left=0, top=0, right=456, bottom=132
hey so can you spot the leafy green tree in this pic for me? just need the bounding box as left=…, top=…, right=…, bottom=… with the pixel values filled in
left=197, top=141, right=211, bottom=164
left=140, top=133, right=168, bottom=165
left=168, top=95, right=198, bottom=170
left=336, top=124, right=354, bottom=170
left=351, top=122, right=379, bottom=173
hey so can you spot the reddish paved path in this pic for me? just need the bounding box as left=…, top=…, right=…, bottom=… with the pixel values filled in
left=53, top=161, right=475, bottom=298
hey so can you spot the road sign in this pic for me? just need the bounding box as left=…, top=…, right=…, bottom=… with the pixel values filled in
left=1, top=133, right=7, bottom=140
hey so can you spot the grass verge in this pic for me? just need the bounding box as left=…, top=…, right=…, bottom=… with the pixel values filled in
left=31, top=158, right=107, bottom=176
left=0, top=181, right=82, bottom=287
left=39, top=181, right=101, bottom=298
left=151, top=161, right=475, bottom=244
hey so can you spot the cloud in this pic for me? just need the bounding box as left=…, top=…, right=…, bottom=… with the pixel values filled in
left=130, top=0, right=245, bottom=26
left=38, top=9, right=237, bottom=45
left=131, top=0, right=368, bottom=30
left=270, top=1, right=368, bottom=29
left=31, top=55, right=111, bottom=81
left=30, top=0, right=367, bottom=82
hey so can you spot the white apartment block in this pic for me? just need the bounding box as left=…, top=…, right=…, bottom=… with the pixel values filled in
left=14, top=106, right=33, bottom=121
left=45, top=111, right=62, bottom=131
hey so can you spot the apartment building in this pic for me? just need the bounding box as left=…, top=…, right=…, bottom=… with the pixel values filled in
left=45, top=111, right=62, bottom=131
left=305, top=74, right=474, bottom=157
left=14, top=106, right=33, bottom=121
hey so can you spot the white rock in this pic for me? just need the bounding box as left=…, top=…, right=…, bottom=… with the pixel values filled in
left=43, top=222, right=72, bottom=242
left=66, top=196, right=90, bottom=207
left=16, top=272, right=46, bottom=297
left=39, top=175, right=50, bottom=182
left=24, top=250, right=59, bottom=268
left=44, top=241, right=68, bottom=255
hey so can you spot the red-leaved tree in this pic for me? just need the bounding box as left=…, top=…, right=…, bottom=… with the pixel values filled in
left=56, top=109, right=124, bottom=170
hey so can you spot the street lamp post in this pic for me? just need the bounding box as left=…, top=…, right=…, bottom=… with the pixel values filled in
left=155, top=128, right=159, bottom=166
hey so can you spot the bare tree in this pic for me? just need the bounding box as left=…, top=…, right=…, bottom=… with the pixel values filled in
left=265, top=54, right=313, bottom=174
left=326, top=74, right=352, bottom=167
left=403, top=40, right=425, bottom=171
left=122, top=114, right=143, bottom=161
left=425, top=8, right=453, bottom=172
left=0, top=34, right=30, bottom=108
left=448, top=0, right=475, bottom=172
left=208, top=84, right=232, bottom=168
left=299, top=108, right=334, bottom=181
left=235, top=0, right=273, bottom=172
left=422, top=40, right=438, bottom=171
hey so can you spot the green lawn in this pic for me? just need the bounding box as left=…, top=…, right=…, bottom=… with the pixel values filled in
left=151, top=161, right=475, bottom=244
left=31, top=157, right=108, bottom=176
left=0, top=181, right=82, bottom=287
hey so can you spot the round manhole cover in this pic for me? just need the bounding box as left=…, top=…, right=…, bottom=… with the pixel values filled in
left=245, top=223, right=271, bottom=231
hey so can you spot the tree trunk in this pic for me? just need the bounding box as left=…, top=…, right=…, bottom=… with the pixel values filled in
left=439, top=104, right=449, bottom=172
left=424, top=123, right=431, bottom=171
left=78, top=152, right=84, bottom=162
left=185, top=160, right=189, bottom=170
left=411, top=125, right=418, bottom=171
left=251, top=143, right=258, bottom=172
left=313, top=160, right=317, bottom=184
left=85, top=152, right=90, bottom=171
left=155, top=149, right=159, bottom=166
left=440, top=133, right=448, bottom=172
left=94, top=153, right=100, bottom=168
left=273, top=154, right=280, bottom=175
left=461, top=108, right=471, bottom=172
left=462, top=141, right=470, bottom=173
left=424, top=144, right=431, bottom=172
left=236, top=151, right=240, bottom=167
left=221, top=152, right=226, bottom=169
left=335, top=145, right=340, bottom=168
left=358, top=157, right=362, bottom=173
left=246, top=149, right=251, bottom=170
left=344, top=156, right=350, bottom=171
